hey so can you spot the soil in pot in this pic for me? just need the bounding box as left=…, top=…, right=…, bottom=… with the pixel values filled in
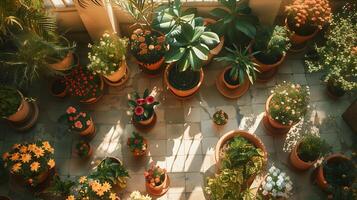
left=323, top=158, right=355, bottom=188
left=51, top=79, right=66, bottom=96
left=253, top=46, right=283, bottom=65
left=287, top=15, right=317, bottom=36
left=327, top=83, right=346, bottom=98
left=168, top=65, right=200, bottom=90
left=224, top=68, right=240, bottom=86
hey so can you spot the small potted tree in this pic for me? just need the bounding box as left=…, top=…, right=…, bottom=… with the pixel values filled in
left=251, top=26, right=291, bottom=82
left=264, top=82, right=310, bottom=135
left=75, top=141, right=93, bottom=159
left=127, top=132, right=148, bottom=157
left=128, top=89, right=159, bottom=128
left=59, top=106, right=96, bottom=138
left=214, top=46, right=258, bottom=98
left=290, top=134, right=330, bottom=170
left=87, top=32, right=128, bottom=86
left=285, top=0, right=332, bottom=46
left=144, top=165, right=169, bottom=196
left=305, top=13, right=357, bottom=98
left=259, top=166, right=293, bottom=199
left=2, top=140, right=55, bottom=187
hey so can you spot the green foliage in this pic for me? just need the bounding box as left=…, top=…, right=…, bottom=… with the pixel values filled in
left=209, top=0, right=259, bottom=46
left=305, top=12, right=357, bottom=91
left=128, top=89, right=159, bottom=122
left=269, top=82, right=310, bottom=125
left=298, top=134, right=331, bottom=162
left=214, top=45, right=259, bottom=84
left=43, top=176, right=75, bottom=198
left=127, top=132, right=147, bottom=153
left=324, top=158, right=355, bottom=188
left=0, top=86, right=22, bottom=117
left=213, top=110, right=228, bottom=125
left=221, top=136, right=265, bottom=180
left=75, top=141, right=91, bottom=158
left=254, top=26, right=291, bottom=63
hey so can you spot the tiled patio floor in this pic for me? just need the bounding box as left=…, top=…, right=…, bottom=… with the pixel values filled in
left=0, top=51, right=356, bottom=200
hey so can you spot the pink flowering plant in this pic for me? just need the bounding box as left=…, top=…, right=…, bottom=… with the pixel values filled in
left=59, top=106, right=92, bottom=132
left=128, top=89, right=159, bottom=122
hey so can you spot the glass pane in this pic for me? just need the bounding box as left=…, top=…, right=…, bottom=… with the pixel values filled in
left=63, top=0, right=74, bottom=6
left=51, top=0, right=65, bottom=7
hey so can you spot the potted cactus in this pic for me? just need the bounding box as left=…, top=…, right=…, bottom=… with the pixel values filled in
left=213, top=110, right=228, bottom=126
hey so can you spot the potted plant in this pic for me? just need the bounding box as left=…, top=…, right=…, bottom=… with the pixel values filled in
left=264, top=82, right=310, bottom=135
left=209, top=0, right=259, bottom=47
left=213, top=110, right=228, bottom=126
left=285, top=0, right=332, bottom=45
left=66, top=177, right=119, bottom=200
left=214, top=45, right=258, bottom=98
left=47, top=37, right=76, bottom=71
left=305, top=13, right=357, bottom=98
left=2, top=140, right=55, bottom=187
left=215, top=130, right=267, bottom=186
left=39, top=175, right=75, bottom=200
left=128, top=89, right=159, bottom=127
left=59, top=106, right=96, bottom=138
left=259, top=166, right=293, bottom=199
left=50, top=78, right=68, bottom=98
left=316, top=154, right=355, bottom=193
left=251, top=26, right=291, bottom=81
left=91, top=157, right=130, bottom=190
left=129, top=191, right=152, bottom=200
left=0, top=86, right=29, bottom=122
left=290, top=134, right=330, bottom=170
left=144, top=165, right=169, bottom=196
left=65, top=66, right=104, bottom=104
left=75, top=141, right=93, bottom=159
left=127, top=132, right=148, bottom=157
left=87, top=32, right=128, bottom=85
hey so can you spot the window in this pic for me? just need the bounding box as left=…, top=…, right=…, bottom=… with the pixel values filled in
left=45, top=0, right=74, bottom=8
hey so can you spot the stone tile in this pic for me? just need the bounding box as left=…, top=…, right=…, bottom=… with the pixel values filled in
left=184, top=107, right=201, bottom=122
left=185, top=173, right=204, bottom=192
left=183, top=123, right=202, bottom=140
left=184, top=139, right=202, bottom=155
left=201, top=137, right=219, bottom=155
left=166, top=155, right=186, bottom=173
left=168, top=192, right=186, bottom=200
left=186, top=191, right=206, bottom=200
left=126, top=174, right=146, bottom=192
left=184, top=155, right=204, bottom=172
left=167, top=172, right=186, bottom=193
left=310, top=85, right=327, bottom=102
left=165, top=108, right=185, bottom=123
left=320, top=132, right=342, bottom=152
left=199, top=106, right=215, bottom=120
left=251, top=88, right=268, bottom=104
left=237, top=91, right=252, bottom=106
left=167, top=139, right=185, bottom=156
left=201, top=154, right=216, bottom=173
left=293, top=74, right=307, bottom=85
left=147, top=122, right=167, bottom=140
left=148, top=139, right=166, bottom=156
left=167, top=123, right=184, bottom=139
left=216, top=105, right=237, bottom=119
left=200, top=120, right=219, bottom=137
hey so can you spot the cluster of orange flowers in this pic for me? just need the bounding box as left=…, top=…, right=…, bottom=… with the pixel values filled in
left=130, top=28, right=165, bottom=56
left=2, top=141, right=55, bottom=185
left=286, top=0, right=332, bottom=29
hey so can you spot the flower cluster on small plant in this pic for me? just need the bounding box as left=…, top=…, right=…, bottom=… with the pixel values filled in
left=75, top=141, right=91, bottom=158
left=0, top=86, right=22, bottom=118
left=87, top=32, right=127, bottom=76
left=128, top=89, right=159, bottom=122
left=130, top=28, right=166, bottom=64
left=213, top=110, right=228, bottom=125
left=144, top=165, right=166, bottom=187
left=129, top=191, right=152, bottom=200
left=2, top=140, right=55, bottom=187
left=59, top=106, right=92, bottom=132
left=269, top=82, right=310, bottom=125
left=285, top=0, right=332, bottom=29
left=127, top=132, right=147, bottom=156
left=65, top=66, right=102, bottom=100
left=261, top=166, right=293, bottom=198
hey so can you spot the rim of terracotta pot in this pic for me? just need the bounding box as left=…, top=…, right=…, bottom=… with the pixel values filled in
left=284, top=18, right=319, bottom=41
left=202, top=18, right=225, bottom=55
left=215, top=130, right=268, bottom=170
left=6, top=90, right=25, bottom=119
left=221, top=67, right=241, bottom=89
left=249, top=44, right=286, bottom=72
left=265, top=94, right=295, bottom=129
left=164, top=64, right=204, bottom=97
left=290, top=141, right=317, bottom=170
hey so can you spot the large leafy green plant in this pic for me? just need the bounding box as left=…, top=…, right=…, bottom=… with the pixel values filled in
left=215, top=45, right=259, bottom=84
left=165, top=23, right=219, bottom=71
left=209, top=0, right=259, bottom=46
left=0, top=86, right=22, bottom=118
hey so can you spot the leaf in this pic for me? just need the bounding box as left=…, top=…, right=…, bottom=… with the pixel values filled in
left=200, top=31, right=220, bottom=46
left=177, top=52, right=190, bottom=71
left=143, top=89, right=149, bottom=98
left=180, top=23, right=195, bottom=41
left=128, top=100, right=137, bottom=108
left=165, top=47, right=185, bottom=63
left=192, top=44, right=209, bottom=61
left=191, top=26, right=205, bottom=42
left=235, top=19, right=256, bottom=39
left=209, top=8, right=229, bottom=19
left=188, top=50, right=201, bottom=71
left=181, top=14, right=195, bottom=22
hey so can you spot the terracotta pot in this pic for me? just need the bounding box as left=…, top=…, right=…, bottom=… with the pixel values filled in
left=326, top=83, right=345, bottom=99
left=7, top=91, right=30, bottom=122
left=250, top=47, right=286, bottom=73
left=104, top=60, right=128, bottom=83
left=133, top=139, right=148, bottom=157
left=79, top=118, right=95, bottom=137
left=50, top=78, right=67, bottom=98
left=138, top=113, right=155, bottom=126
left=76, top=142, right=93, bottom=158
left=79, top=76, right=104, bottom=104
left=265, top=95, right=294, bottom=130
left=146, top=173, right=169, bottom=196
left=316, top=153, right=351, bottom=191
left=100, top=157, right=127, bottom=190
left=164, top=64, right=204, bottom=97
left=49, top=52, right=74, bottom=71
left=285, top=18, right=319, bottom=45
left=221, top=67, right=240, bottom=89
left=12, top=169, right=50, bottom=187
left=202, top=18, right=225, bottom=65
left=137, top=56, right=165, bottom=71
left=290, top=142, right=316, bottom=170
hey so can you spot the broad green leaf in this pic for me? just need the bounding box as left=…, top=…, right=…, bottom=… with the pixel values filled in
left=181, top=23, right=195, bottom=41
left=128, top=100, right=137, bottom=108
left=188, top=50, right=201, bottom=71
left=165, top=48, right=185, bottom=63
left=210, top=8, right=229, bottom=19
left=192, top=44, right=209, bottom=61
left=200, top=31, right=220, bottom=46
left=192, top=26, right=205, bottom=42
left=181, top=14, right=195, bottom=22
left=143, top=89, right=149, bottom=98
left=235, top=20, right=256, bottom=39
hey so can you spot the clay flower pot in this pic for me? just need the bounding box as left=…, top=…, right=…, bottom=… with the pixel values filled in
left=79, top=118, right=95, bottom=137
left=137, top=57, right=165, bottom=71
left=145, top=173, right=169, bottom=196
left=202, top=18, right=225, bottom=65
left=12, top=169, right=50, bottom=187
left=264, top=95, right=294, bottom=134
left=221, top=67, right=241, bottom=90
left=75, top=141, right=93, bottom=159
left=104, top=60, right=128, bottom=83
left=249, top=46, right=286, bottom=73
left=164, top=64, right=204, bottom=98
left=289, top=142, right=316, bottom=170
left=49, top=52, right=74, bottom=71
left=285, top=18, right=319, bottom=45
left=50, top=78, right=68, bottom=98
left=6, top=91, right=30, bottom=123
left=316, top=153, right=351, bottom=191
left=79, top=76, right=104, bottom=104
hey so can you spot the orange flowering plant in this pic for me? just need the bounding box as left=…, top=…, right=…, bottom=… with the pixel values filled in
left=2, top=140, right=55, bottom=187
left=144, top=165, right=166, bottom=187
left=130, top=28, right=166, bottom=64
left=286, top=0, right=332, bottom=31
left=59, top=105, right=92, bottom=132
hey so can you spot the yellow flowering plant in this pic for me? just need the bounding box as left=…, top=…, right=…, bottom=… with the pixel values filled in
left=2, top=140, right=55, bottom=187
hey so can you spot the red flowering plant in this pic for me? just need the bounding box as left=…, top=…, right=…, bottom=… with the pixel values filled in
left=58, top=106, right=92, bottom=132
left=144, top=165, right=166, bottom=187
left=65, top=66, right=102, bottom=101
left=128, top=89, right=159, bottom=122
left=127, top=132, right=147, bottom=156
left=130, top=28, right=166, bottom=64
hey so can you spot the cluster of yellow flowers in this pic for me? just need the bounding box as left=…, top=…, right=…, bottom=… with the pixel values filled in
left=286, top=0, right=332, bottom=29
left=2, top=141, right=55, bottom=175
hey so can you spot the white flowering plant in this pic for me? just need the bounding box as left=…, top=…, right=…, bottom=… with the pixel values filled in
left=269, top=82, right=310, bottom=125
left=260, top=166, right=293, bottom=199
left=87, top=32, right=128, bottom=76
left=129, top=191, right=152, bottom=200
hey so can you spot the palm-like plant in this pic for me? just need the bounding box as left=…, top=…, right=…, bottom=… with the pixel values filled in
left=215, top=45, right=259, bottom=84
